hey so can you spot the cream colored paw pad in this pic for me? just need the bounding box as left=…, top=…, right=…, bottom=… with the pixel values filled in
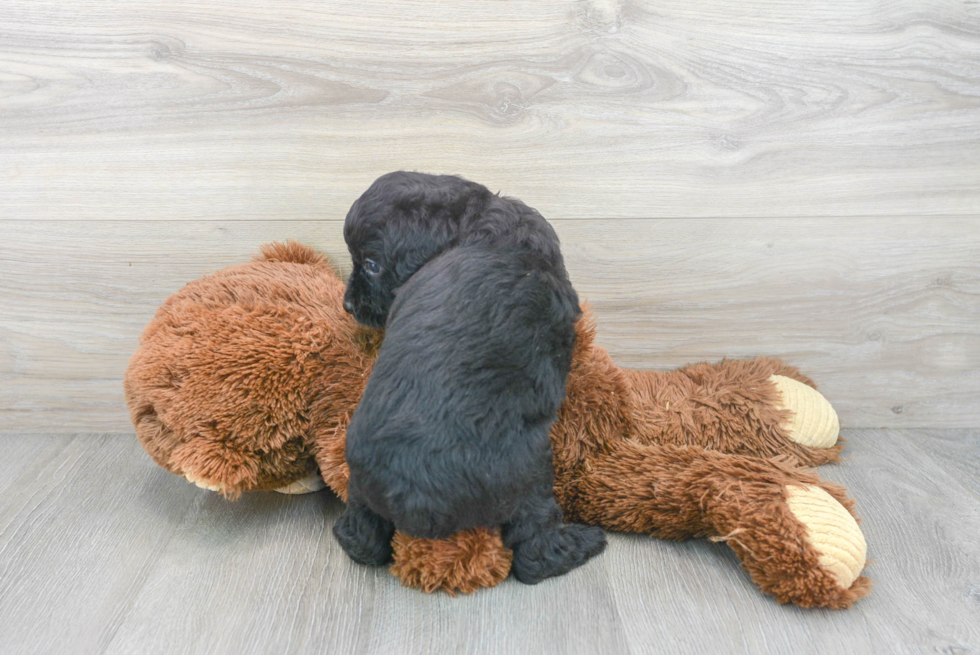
left=785, top=484, right=866, bottom=589
left=184, top=473, right=224, bottom=493
left=770, top=375, right=840, bottom=449
left=274, top=473, right=327, bottom=494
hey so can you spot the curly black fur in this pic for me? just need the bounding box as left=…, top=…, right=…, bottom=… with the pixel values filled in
left=334, top=171, right=606, bottom=584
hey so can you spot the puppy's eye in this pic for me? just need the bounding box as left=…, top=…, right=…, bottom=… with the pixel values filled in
left=363, top=258, right=381, bottom=275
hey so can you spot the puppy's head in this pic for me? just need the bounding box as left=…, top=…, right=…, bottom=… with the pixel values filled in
left=343, top=171, right=490, bottom=327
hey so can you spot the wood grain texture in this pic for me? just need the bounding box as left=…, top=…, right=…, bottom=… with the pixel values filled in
left=607, top=428, right=980, bottom=654
left=904, top=428, right=980, bottom=498
left=0, top=434, right=200, bottom=655
left=0, top=430, right=977, bottom=655
left=1, top=218, right=977, bottom=432
left=0, top=434, right=64, bottom=498
left=1, top=0, right=979, bottom=220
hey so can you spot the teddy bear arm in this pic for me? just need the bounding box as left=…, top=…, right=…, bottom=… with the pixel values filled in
left=620, top=357, right=843, bottom=467
left=309, top=411, right=354, bottom=501
left=389, top=528, right=513, bottom=595
left=563, top=440, right=869, bottom=608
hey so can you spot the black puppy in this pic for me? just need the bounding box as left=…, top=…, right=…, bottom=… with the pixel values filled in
left=333, top=171, right=606, bottom=584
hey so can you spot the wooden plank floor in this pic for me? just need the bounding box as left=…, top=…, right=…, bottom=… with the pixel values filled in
left=1, top=430, right=977, bottom=655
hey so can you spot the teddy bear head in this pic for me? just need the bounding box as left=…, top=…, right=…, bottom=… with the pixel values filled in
left=124, top=242, right=375, bottom=498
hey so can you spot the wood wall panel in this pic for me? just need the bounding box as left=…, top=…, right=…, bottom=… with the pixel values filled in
left=1, top=0, right=979, bottom=221
left=1, top=218, right=976, bottom=432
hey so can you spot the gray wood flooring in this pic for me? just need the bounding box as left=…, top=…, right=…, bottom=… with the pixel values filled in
left=1, top=429, right=977, bottom=655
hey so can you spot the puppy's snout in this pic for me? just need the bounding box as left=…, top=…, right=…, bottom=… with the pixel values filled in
left=343, top=298, right=354, bottom=314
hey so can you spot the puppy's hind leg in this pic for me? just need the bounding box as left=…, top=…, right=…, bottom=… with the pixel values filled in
left=502, top=489, right=607, bottom=584
left=333, top=500, right=396, bottom=566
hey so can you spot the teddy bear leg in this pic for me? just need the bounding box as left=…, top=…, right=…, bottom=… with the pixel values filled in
left=502, top=490, right=607, bottom=584
left=769, top=373, right=840, bottom=450
left=783, top=484, right=867, bottom=593
left=624, top=358, right=843, bottom=467
left=712, top=478, right=870, bottom=609
left=565, top=441, right=869, bottom=608
left=333, top=500, right=395, bottom=566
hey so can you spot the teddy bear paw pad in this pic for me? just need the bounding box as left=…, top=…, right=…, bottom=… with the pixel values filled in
left=274, top=473, right=327, bottom=494
left=770, top=375, right=840, bottom=449
left=785, top=484, right=867, bottom=589
left=184, top=473, right=224, bottom=493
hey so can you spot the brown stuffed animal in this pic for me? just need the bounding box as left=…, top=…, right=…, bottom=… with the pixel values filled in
left=125, top=241, right=870, bottom=609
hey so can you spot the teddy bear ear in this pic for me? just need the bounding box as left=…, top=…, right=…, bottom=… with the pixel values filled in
left=255, top=240, right=329, bottom=268
left=169, top=437, right=262, bottom=500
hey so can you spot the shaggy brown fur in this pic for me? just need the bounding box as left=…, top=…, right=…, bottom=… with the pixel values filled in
left=126, top=242, right=377, bottom=499
left=125, top=241, right=869, bottom=608
left=389, top=527, right=513, bottom=595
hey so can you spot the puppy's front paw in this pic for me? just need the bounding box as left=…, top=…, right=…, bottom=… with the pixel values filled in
left=510, top=523, right=607, bottom=585
left=333, top=505, right=395, bottom=566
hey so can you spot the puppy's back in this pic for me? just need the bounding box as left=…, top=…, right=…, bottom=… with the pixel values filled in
left=345, top=245, right=578, bottom=538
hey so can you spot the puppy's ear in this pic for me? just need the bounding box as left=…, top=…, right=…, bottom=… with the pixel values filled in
left=383, top=176, right=488, bottom=282
left=393, top=241, right=443, bottom=282
left=385, top=218, right=450, bottom=283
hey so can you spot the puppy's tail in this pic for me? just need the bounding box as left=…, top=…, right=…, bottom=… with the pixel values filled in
left=256, top=240, right=329, bottom=268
